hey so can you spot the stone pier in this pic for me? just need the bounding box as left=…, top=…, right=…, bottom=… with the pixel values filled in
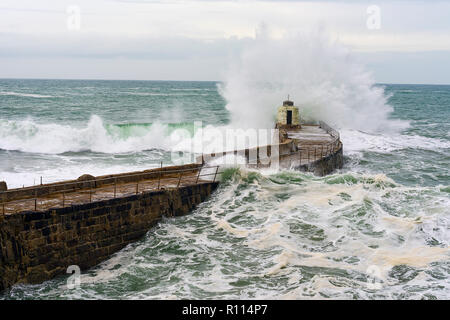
left=0, top=164, right=219, bottom=291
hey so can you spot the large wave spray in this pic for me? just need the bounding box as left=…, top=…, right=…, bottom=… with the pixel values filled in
left=219, top=29, right=407, bottom=133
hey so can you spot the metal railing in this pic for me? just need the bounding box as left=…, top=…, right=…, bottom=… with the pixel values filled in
left=319, top=120, right=340, bottom=140
left=1, top=165, right=222, bottom=215
left=296, top=139, right=342, bottom=166
left=295, top=121, right=342, bottom=166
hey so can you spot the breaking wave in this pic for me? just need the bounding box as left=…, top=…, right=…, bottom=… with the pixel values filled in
left=0, top=114, right=448, bottom=156
left=0, top=116, right=176, bottom=154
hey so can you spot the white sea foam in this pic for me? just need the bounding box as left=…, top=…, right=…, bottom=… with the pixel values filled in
left=341, top=129, right=450, bottom=155
left=170, top=88, right=215, bottom=91
left=126, top=92, right=209, bottom=96
left=0, top=91, right=56, bottom=98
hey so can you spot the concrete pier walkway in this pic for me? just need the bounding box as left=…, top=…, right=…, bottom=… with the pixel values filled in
left=0, top=165, right=219, bottom=215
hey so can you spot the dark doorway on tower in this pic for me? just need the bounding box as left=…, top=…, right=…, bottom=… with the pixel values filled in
left=286, top=110, right=292, bottom=125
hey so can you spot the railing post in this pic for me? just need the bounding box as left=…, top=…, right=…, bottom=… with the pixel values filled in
left=177, top=172, right=182, bottom=188
left=195, top=168, right=201, bottom=184
left=62, top=192, right=65, bottom=207
left=136, top=181, right=139, bottom=194
left=40, top=176, right=43, bottom=185
left=89, top=188, right=92, bottom=202
left=34, top=189, right=37, bottom=211
left=158, top=171, right=162, bottom=189
left=213, top=166, right=219, bottom=183
left=314, top=147, right=317, bottom=161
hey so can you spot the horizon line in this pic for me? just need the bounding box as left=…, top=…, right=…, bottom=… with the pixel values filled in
left=1, top=77, right=450, bottom=86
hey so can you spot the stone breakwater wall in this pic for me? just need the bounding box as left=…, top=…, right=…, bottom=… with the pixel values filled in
left=0, top=182, right=218, bottom=292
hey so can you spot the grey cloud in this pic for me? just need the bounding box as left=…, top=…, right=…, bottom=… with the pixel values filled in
left=0, top=33, right=252, bottom=60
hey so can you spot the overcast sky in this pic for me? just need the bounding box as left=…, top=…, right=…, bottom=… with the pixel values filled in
left=0, top=0, right=449, bottom=84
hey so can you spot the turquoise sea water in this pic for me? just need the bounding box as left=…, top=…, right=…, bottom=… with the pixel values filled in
left=0, top=79, right=449, bottom=299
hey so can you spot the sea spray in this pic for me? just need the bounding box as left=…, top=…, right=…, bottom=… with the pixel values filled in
left=219, top=29, right=408, bottom=133
left=0, top=32, right=420, bottom=158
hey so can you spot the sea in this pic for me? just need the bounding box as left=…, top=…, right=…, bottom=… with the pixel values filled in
left=0, top=79, right=449, bottom=299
